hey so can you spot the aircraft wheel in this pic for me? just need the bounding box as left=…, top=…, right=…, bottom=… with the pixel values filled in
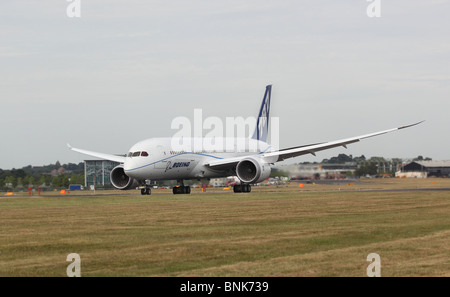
left=234, top=184, right=251, bottom=193
left=173, top=186, right=191, bottom=194
left=141, top=188, right=151, bottom=195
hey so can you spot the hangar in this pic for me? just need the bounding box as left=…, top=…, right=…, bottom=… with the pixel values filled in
left=84, top=160, right=120, bottom=188
left=396, top=161, right=450, bottom=178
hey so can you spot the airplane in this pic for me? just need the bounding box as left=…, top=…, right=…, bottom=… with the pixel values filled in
left=68, top=85, right=423, bottom=195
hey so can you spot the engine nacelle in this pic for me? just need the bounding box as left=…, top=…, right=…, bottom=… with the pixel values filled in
left=236, top=157, right=271, bottom=184
left=110, top=165, right=139, bottom=190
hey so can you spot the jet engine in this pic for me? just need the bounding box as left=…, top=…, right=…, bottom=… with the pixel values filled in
left=110, top=165, right=139, bottom=190
left=236, top=157, right=271, bottom=184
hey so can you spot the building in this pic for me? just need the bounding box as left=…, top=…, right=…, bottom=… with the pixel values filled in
left=84, top=160, right=121, bottom=188
left=210, top=176, right=240, bottom=187
left=396, top=161, right=450, bottom=178
left=275, top=163, right=357, bottom=180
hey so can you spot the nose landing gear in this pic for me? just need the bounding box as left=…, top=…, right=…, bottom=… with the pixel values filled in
left=140, top=187, right=151, bottom=195
left=140, top=180, right=152, bottom=195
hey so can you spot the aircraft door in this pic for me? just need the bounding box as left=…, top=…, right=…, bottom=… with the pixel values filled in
left=154, top=145, right=169, bottom=169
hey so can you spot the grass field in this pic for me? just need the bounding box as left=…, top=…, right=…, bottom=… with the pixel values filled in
left=1, top=179, right=450, bottom=277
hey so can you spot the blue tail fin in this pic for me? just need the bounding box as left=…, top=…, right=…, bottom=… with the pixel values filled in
left=252, top=85, right=272, bottom=142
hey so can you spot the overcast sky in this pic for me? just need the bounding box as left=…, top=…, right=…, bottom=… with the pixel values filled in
left=1, top=0, right=449, bottom=169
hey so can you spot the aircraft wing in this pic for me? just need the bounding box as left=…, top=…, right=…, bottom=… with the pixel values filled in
left=206, top=121, right=424, bottom=168
left=67, top=144, right=126, bottom=163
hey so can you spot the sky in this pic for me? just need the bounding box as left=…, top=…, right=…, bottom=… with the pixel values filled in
left=1, top=0, right=449, bottom=169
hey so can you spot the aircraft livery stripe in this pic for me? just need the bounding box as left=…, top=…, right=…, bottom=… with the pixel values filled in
left=259, top=146, right=271, bottom=154
left=124, top=152, right=224, bottom=172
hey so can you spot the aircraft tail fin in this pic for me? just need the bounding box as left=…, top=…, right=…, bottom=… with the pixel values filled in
left=251, top=85, right=272, bottom=142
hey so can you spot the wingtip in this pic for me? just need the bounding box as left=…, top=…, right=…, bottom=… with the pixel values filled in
left=67, top=143, right=72, bottom=149
left=398, top=120, right=425, bottom=130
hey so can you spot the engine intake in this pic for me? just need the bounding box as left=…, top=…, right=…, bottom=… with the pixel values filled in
left=236, top=157, right=271, bottom=184
left=110, top=165, right=138, bottom=190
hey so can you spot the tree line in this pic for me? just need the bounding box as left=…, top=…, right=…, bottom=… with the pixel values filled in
left=0, top=162, right=85, bottom=191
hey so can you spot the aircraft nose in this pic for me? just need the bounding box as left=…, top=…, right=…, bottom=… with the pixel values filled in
left=123, top=157, right=142, bottom=174
left=124, top=158, right=132, bottom=172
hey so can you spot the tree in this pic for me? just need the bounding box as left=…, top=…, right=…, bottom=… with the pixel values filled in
left=368, top=156, right=386, bottom=163
left=10, top=169, right=26, bottom=179
left=39, top=176, right=47, bottom=186
left=23, top=176, right=36, bottom=187
left=69, top=174, right=84, bottom=185
left=353, top=155, right=366, bottom=164
left=53, top=174, right=70, bottom=188
left=321, top=154, right=354, bottom=164
left=17, top=177, right=24, bottom=188
left=355, top=162, right=378, bottom=177
left=413, top=156, right=432, bottom=162
left=5, top=176, right=17, bottom=189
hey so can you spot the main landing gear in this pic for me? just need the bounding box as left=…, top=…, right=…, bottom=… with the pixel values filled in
left=173, top=186, right=191, bottom=194
left=173, top=180, right=191, bottom=195
left=233, top=184, right=251, bottom=193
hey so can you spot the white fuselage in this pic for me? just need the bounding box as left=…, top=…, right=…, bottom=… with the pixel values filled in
left=123, top=137, right=270, bottom=181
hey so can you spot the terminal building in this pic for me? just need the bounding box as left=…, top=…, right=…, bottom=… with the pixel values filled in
left=84, top=160, right=120, bottom=188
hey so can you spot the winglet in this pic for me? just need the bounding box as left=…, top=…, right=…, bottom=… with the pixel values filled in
left=67, top=143, right=73, bottom=149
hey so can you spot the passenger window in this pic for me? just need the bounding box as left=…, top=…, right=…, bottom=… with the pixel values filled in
left=141, top=151, right=149, bottom=157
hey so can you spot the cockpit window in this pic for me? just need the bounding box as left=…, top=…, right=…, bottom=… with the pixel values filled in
left=128, top=151, right=148, bottom=157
